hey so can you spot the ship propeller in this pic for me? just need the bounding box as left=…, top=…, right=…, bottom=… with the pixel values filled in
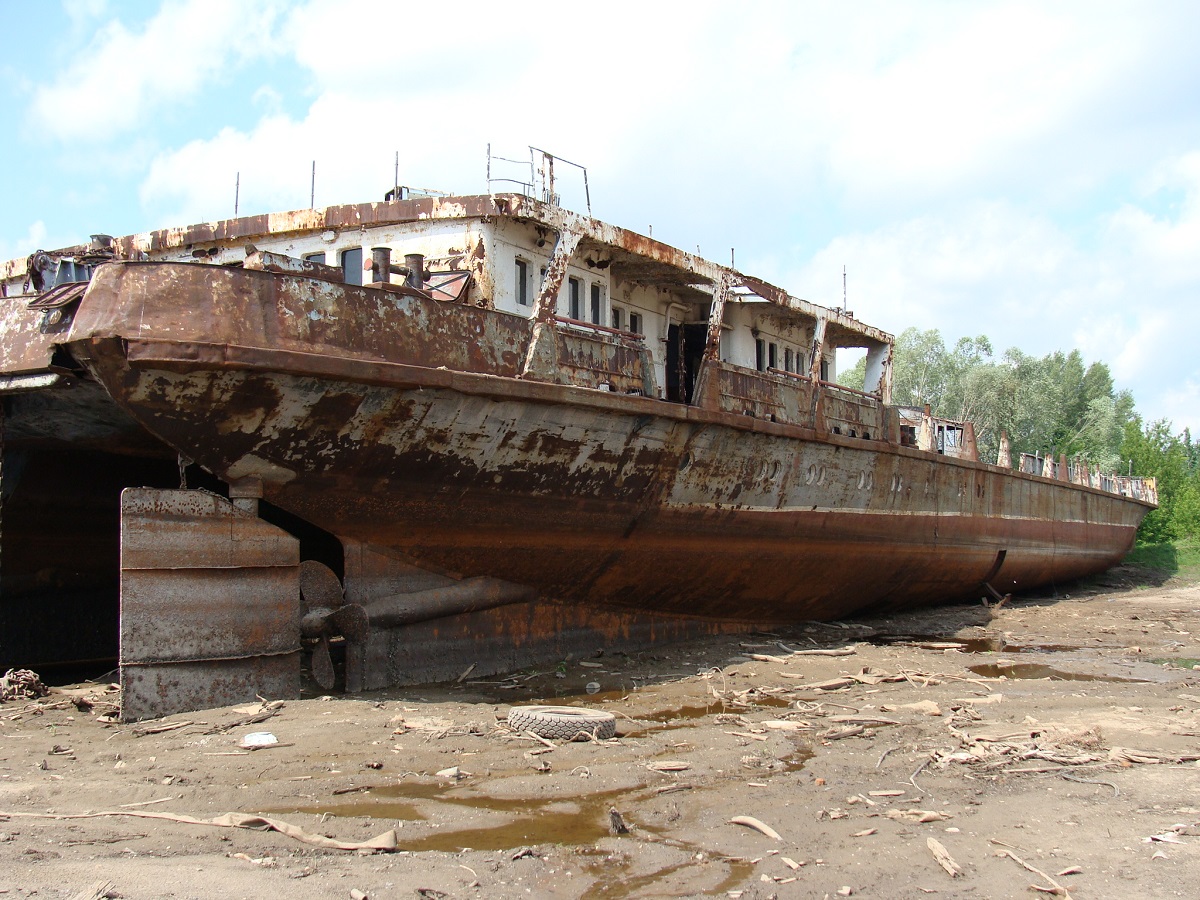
left=299, top=560, right=369, bottom=690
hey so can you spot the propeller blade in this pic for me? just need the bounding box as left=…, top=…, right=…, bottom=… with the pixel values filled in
left=312, top=635, right=336, bottom=690
left=328, top=603, right=369, bottom=644
left=299, top=560, right=343, bottom=613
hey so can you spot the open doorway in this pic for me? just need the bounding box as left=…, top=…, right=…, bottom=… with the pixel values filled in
left=665, top=323, right=708, bottom=404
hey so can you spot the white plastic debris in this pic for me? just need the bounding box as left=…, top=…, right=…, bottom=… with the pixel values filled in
left=240, top=732, right=278, bottom=748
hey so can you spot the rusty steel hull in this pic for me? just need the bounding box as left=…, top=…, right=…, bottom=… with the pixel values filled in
left=66, top=263, right=1150, bottom=625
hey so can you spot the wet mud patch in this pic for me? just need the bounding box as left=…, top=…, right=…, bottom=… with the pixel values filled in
left=968, top=661, right=1152, bottom=682
left=870, top=634, right=1088, bottom=654
left=268, top=786, right=640, bottom=852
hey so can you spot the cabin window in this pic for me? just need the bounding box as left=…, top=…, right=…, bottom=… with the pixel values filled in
left=303, top=252, right=326, bottom=265
left=755, top=339, right=766, bottom=372
left=768, top=342, right=778, bottom=370
left=515, top=258, right=530, bottom=306
left=819, top=358, right=829, bottom=381
left=784, top=348, right=793, bottom=372
left=629, top=312, right=643, bottom=334
left=590, top=283, right=604, bottom=325
left=341, top=248, right=363, bottom=286
left=568, top=277, right=583, bottom=320
left=611, top=307, right=623, bottom=330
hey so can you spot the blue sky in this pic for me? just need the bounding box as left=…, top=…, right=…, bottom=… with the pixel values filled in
left=3, top=0, right=1199, bottom=433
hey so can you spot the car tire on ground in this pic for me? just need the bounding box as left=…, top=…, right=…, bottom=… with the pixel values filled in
left=507, top=705, right=617, bottom=741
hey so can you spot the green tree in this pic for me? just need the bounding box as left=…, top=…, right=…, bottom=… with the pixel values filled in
left=890, top=328, right=948, bottom=408
left=1121, top=418, right=1196, bottom=543
left=838, top=355, right=866, bottom=391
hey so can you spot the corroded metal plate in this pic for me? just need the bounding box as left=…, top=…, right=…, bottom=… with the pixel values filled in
left=119, top=488, right=300, bottom=722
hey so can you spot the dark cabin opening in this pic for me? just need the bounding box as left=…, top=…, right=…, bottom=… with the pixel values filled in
left=665, top=323, right=708, bottom=404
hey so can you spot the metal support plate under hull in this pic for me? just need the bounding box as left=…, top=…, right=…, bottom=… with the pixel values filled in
left=119, top=489, right=300, bottom=722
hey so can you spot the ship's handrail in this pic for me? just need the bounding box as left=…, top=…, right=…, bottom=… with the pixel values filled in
left=1015, top=451, right=1157, bottom=503
left=817, top=379, right=880, bottom=402
left=763, top=365, right=808, bottom=379
left=553, top=314, right=643, bottom=341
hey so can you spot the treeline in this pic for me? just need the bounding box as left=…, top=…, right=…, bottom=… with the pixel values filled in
left=840, top=327, right=1199, bottom=543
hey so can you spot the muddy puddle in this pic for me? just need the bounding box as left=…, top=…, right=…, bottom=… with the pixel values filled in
left=967, top=662, right=1152, bottom=682
left=873, top=635, right=1085, bottom=654
left=270, top=785, right=649, bottom=853
left=269, top=777, right=764, bottom=896
left=580, top=852, right=755, bottom=899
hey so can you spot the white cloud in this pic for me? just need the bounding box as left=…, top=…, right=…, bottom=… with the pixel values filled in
left=1160, top=379, right=1200, bottom=432
left=126, top=1, right=1200, bottom=225
left=62, top=0, right=110, bottom=25
left=1106, top=152, right=1200, bottom=288
left=792, top=202, right=1085, bottom=332
left=29, top=0, right=286, bottom=141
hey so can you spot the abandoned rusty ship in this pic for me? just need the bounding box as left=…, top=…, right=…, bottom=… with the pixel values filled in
left=0, top=160, right=1157, bottom=720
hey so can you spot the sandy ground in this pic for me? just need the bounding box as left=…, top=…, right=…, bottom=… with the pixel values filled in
left=4, top=569, right=1200, bottom=899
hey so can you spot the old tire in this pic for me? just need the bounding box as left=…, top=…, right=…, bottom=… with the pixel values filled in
left=508, top=705, right=617, bottom=741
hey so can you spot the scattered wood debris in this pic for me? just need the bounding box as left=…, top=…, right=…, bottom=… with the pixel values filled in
left=0, top=808, right=397, bottom=852
left=992, top=843, right=1074, bottom=898
left=729, top=815, right=782, bottom=840
left=887, top=809, right=953, bottom=823
left=204, top=701, right=285, bottom=735
left=0, top=669, right=47, bottom=702
left=933, top=721, right=1200, bottom=778
left=646, top=761, right=690, bottom=772
left=927, top=837, right=961, bottom=877
left=231, top=852, right=277, bottom=868
left=67, top=880, right=118, bottom=900
left=780, top=667, right=989, bottom=690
